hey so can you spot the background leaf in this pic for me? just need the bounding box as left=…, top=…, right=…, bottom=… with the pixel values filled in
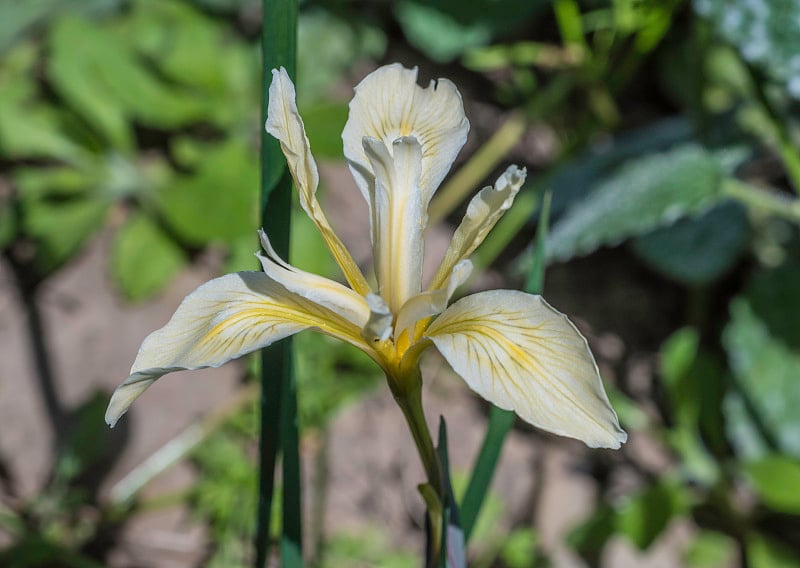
left=695, top=0, right=800, bottom=96
left=723, top=298, right=800, bottom=459
left=157, top=139, right=258, bottom=245
left=631, top=202, right=749, bottom=285
left=547, top=144, right=725, bottom=262
left=745, top=455, right=800, bottom=514
left=112, top=213, right=186, bottom=302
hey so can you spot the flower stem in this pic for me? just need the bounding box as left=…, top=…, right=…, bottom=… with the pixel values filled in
left=390, top=371, right=446, bottom=565
left=392, top=374, right=443, bottom=495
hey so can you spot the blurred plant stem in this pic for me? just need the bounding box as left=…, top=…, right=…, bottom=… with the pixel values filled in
left=4, top=255, right=66, bottom=444
left=109, top=382, right=259, bottom=504
left=744, top=63, right=800, bottom=195
left=429, top=111, right=528, bottom=225
left=387, top=366, right=445, bottom=565
left=723, top=178, right=800, bottom=223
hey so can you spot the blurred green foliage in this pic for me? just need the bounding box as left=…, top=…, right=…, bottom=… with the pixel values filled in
left=2, top=0, right=800, bottom=565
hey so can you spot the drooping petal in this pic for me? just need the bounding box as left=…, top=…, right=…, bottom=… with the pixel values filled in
left=257, top=229, right=370, bottom=327
left=342, top=63, right=469, bottom=207
left=363, top=135, right=425, bottom=313
left=425, top=290, right=627, bottom=449
left=266, top=67, right=371, bottom=296
left=105, top=271, right=373, bottom=427
left=429, top=166, right=526, bottom=291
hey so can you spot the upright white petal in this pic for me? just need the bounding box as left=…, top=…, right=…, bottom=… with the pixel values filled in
left=430, top=166, right=526, bottom=291
left=342, top=63, right=469, bottom=207
left=363, top=135, right=425, bottom=313
left=425, top=290, right=627, bottom=449
left=105, top=271, right=372, bottom=427
left=266, top=68, right=370, bottom=295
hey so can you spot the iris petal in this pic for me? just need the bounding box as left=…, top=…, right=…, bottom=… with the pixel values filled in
left=105, top=271, right=371, bottom=427
left=425, top=290, right=627, bottom=449
left=363, top=136, right=425, bottom=313
left=266, top=68, right=370, bottom=295
left=430, top=166, right=526, bottom=291
left=343, top=63, right=469, bottom=211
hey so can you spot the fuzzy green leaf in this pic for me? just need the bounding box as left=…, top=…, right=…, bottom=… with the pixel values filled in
left=632, top=202, right=749, bottom=285
left=723, top=298, right=800, bottom=459
left=547, top=144, right=725, bottom=262
left=696, top=0, right=800, bottom=97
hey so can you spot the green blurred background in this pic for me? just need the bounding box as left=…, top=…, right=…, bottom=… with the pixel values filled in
left=1, top=0, right=800, bottom=566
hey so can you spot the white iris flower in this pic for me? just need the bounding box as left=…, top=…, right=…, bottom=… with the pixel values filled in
left=105, top=64, right=626, bottom=450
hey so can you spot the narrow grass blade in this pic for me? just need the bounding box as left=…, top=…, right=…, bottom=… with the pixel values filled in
left=525, top=191, right=551, bottom=295
left=460, top=406, right=514, bottom=541
left=461, top=191, right=552, bottom=542
left=437, top=417, right=465, bottom=568
left=257, top=0, right=301, bottom=566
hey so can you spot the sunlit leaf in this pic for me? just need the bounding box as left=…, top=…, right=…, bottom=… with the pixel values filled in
left=49, top=16, right=208, bottom=151
left=394, top=0, right=546, bottom=62
left=23, top=198, right=108, bottom=273
left=747, top=533, right=800, bottom=568
left=745, top=455, right=800, bottom=514
left=157, top=139, right=258, bottom=245
left=0, top=81, right=88, bottom=163
left=300, top=102, right=349, bottom=159
left=296, top=11, right=386, bottom=106
left=685, top=531, right=737, bottom=568
left=112, top=213, right=186, bottom=302
left=501, top=529, right=539, bottom=568
left=616, top=478, right=690, bottom=550
left=0, top=0, right=121, bottom=53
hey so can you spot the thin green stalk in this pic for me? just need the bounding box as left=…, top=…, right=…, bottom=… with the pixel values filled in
left=460, top=192, right=551, bottom=542
left=460, top=406, right=515, bottom=541
left=258, top=0, right=300, bottom=566
left=389, top=369, right=446, bottom=564
left=745, top=62, right=800, bottom=195
left=393, top=378, right=443, bottom=497
left=722, top=178, right=800, bottom=223
left=428, top=112, right=527, bottom=225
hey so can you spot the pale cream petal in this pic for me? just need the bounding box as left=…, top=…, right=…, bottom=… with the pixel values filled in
left=257, top=229, right=370, bottom=327
left=266, top=68, right=370, bottom=295
left=395, top=259, right=472, bottom=340
left=105, top=271, right=371, bottom=427
left=430, top=165, right=526, bottom=291
left=343, top=63, right=469, bottom=206
left=363, top=135, right=425, bottom=313
left=425, top=290, right=627, bottom=449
